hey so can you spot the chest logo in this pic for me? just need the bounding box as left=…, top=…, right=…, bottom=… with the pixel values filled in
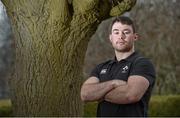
left=100, top=69, right=107, bottom=74
left=122, top=65, right=129, bottom=73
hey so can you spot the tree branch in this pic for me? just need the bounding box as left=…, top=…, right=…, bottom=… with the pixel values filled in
left=49, top=0, right=72, bottom=23
left=110, top=0, right=137, bottom=16
left=73, top=0, right=99, bottom=14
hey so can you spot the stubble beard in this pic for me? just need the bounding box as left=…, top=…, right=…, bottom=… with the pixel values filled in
left=114, top=44, right=133, bottom=53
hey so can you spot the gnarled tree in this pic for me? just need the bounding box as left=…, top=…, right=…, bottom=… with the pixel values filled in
left=2, top=0, right=136, bottom=116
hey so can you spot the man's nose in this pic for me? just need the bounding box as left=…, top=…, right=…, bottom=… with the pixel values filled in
left=119, top=32, right=126, bottom=40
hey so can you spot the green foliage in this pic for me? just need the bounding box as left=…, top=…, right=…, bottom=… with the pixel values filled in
left=0, top=99, right=12, bottom=116
left=83, top=102, right=97, bottom=117
left=0, top=106, right=12, bottom=116
left=1, top=95, right=180, bottom=117
left=83, top=95, right=180, bottom=117
left=149, top=95, right=180, bottom=117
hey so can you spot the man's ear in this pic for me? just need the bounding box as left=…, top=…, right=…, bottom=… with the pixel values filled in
left=134, top=33, right=139, bottom=41
left=109, top=34, right=112, bottom=42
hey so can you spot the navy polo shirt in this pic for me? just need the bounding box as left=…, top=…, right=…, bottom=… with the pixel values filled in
left=90, top=51, right=156, bottom=117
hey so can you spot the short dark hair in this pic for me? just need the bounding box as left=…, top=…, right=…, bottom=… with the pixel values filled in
left=109, top=16, right=136, bottom=34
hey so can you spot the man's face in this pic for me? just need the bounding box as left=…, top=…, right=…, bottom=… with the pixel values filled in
left=109, top=22, right=138, bottom=52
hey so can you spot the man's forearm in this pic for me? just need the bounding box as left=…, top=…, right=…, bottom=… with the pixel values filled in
left=105, top=76, right=149, bottom=104
left=104, top=84, right=130, bottom=104
left=81, top=81, right=115, bottom=102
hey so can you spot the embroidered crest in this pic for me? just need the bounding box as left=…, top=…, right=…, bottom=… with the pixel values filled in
left=122, top=65, right=129, bottom=73
left=100, top=69, right=107, bottom=74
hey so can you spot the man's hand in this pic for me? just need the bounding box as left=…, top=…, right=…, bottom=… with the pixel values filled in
left=111, top=79, right=127, bottom=88
left=80, top=77, right=127, bottom=102
left=105, top=75, right=150, bottom=104
left=81, top=77, right=115, bottom=102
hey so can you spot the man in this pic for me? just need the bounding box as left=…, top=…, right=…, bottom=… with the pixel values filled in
left=81, top=16, right=156, bottom=117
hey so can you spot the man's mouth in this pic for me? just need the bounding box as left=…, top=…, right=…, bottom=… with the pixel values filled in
left=116, top=42, right=125, bottom=44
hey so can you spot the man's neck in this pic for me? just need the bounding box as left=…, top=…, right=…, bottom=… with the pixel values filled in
left=115, top=49, right=135, bottom=61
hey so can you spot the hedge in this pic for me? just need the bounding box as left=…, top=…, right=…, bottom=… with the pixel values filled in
left=84, top=95, right=180, bottom=117
left=149, top=95, right=180, bottom=116
left=0, top=99, right=12, bottom=116
left=0, top=95, right=179, bottom=116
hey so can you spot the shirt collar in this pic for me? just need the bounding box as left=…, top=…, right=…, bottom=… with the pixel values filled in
left=124, top=51, right=140, bottom=62
left=110, top=51, right=140, bottom=64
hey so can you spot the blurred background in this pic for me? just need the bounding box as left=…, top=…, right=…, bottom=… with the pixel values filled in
left=0, top=1, right=13, bottom=100
left=83, top=0, right=180, bottom=116
left=84, top=0, right=180, bottom=95
left=0, top=0, right=179, bottom=116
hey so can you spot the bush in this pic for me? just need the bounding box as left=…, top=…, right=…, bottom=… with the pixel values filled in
left=149, top=95, right=180, bottom=116
left=0, top=106, right=12, bottom=116
left=1, top=96, right=179, bottom=116
left=83, top=102, right=97, bottom=117
left=0, top=99, right=12, bottom=116
left=84, top=95, right=180, bottom=117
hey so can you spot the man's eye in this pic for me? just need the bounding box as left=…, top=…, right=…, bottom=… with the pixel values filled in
left=123, top=31, right=131, bottom=34
left=114, top=31, right=119, bottom=34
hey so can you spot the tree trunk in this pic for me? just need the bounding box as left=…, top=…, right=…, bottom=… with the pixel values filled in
left=2, top=0, right=136, bottom=116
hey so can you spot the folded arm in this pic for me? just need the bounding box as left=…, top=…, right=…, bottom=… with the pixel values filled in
left=80, top=77, right=126, bottom=102
left=104, top=75, right=149, bottom=104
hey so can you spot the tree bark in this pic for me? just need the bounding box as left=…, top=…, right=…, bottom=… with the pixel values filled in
left=2, top=0, right=136, bottom=116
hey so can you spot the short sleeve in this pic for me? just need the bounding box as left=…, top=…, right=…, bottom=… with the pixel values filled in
left=129, top=58, right=156, bottom=86
left=90, top=63, right=103, bottom=79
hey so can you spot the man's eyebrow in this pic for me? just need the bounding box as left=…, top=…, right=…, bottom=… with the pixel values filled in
left=112, top=28, right=131, bottom=32
left=112, top=29, right=119, bottom=32
left=123, top=29, right=131, bottom=31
